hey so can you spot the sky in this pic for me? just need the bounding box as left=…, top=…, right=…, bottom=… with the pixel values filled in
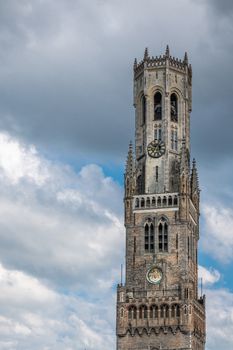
left=0, top=0, right=232, bottom=349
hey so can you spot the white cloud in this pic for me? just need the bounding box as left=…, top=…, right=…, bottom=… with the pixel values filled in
left=0, top=131, right=123, bottom=348
left=0, top=132, right=232, bottom=349
left=199, top=265, right=220, bottom=286
left=0, top=263, right=115, bottom=350
left=0, top=131, right=124, bottom=295
left=206, top=288, right=233, bottom=350
left=202, top=204, right=233, bottom=263
left=0, top=132, right=50, bottom=185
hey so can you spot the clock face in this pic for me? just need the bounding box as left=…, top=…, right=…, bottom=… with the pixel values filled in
left=146, top=266, right=163, bottom=285
left=147, top=140, right=166, bottom=158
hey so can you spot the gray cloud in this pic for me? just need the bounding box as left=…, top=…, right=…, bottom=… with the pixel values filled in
left=199, top=0, right=233, bottom=16
left=0, top=132, right=124, bottom=295
left=0, top=1, right=232, bottom=195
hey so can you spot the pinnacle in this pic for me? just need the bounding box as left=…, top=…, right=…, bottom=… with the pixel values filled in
left=165, top=44, right=170, bottom=57
left=125, top=141, right=134, bottom=175
left=144, top=47, right=149, bottom=60
left=184, top=51, right=188, bottom=64
left=191, top=158, right=200, bottom=192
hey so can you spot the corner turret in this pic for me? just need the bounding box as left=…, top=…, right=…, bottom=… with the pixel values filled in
left=179, top=139, right=190, bottom=220
left=190, top=158, right=200, bottom=212
left=124, top=142, right=135, bottom=225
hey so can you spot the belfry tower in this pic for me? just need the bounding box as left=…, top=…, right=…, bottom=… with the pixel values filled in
left=116, top=47, right=206, bottom=350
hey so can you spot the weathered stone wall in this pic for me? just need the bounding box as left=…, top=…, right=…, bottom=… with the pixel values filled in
left=116, top=49, right=205, bottom=350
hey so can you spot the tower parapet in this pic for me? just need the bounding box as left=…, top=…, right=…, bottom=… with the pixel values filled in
left=134, top=46, right=192, bottom=80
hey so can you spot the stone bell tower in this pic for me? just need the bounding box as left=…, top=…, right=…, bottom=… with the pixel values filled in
left=116, top=47, right=206, bottom=350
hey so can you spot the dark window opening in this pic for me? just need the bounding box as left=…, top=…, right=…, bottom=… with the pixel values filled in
left=170, top=93, right=178, bottom=122
left=129, top=306, right=137, bottom=319
left=150, top=305, right=158, bottom=318
left=154, top=92, right=162, bottom=120
left=158, top=218, right=168, bottom=252
left=141, top=198, right=145, bottom=207
left=139, top=306, right=147, bottom=319
left=161, top=304, right=169, bottom=318
left=145, top=221, right=154, bottom=253
left=156, top=166, right=159, bottom=182
left=142, top=95, right=146, bottom=125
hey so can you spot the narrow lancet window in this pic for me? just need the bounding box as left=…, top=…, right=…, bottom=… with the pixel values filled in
left=158, top=217, right=168, bottom=252
left=144, top=220, right=154, bottom=253
left=154, top=92, right=162, bottom=120
left=170, top=93, right=178, bottom=122
left=142, top=94, right=146, bottom=125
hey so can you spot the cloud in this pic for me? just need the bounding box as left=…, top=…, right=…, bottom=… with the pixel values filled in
left=0, top=131, right=124, bottom=296
left=202, top=204, right=233, bottom=263
left=0, top=130, right=122, bottom=348
left=196, top=0, right=233, bottom=17
left=206, top=288, right=233, bottom=350
left=0, top=132, right=50, bottom=185
left=0, top=263, right=115, bottom=350
left=199, top=265, right=220, bottom=286
left=0, top=0, right=229, bottom=163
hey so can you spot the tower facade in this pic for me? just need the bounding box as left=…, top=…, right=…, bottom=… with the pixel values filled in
left=116, top=47, right=206, bottom=350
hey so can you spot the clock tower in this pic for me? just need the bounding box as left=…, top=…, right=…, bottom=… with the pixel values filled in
left=116, top=47, right=206, bottom=350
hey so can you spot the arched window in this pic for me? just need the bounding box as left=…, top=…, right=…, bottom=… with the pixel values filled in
left=154, top=92, right=162, bottom=120
left=142, top=94, right=146, bottom=125
left=150, top=305, right=158, bottom=318
left=157, top=196, right=161, bottom=206
left=154, top=126, right=162, bottom=141
left=158, top=217, right=168, bottom=252
left=139, top=305, right=147, bottom=319
left=160, top=304, right=169, bottom=318
left=141, top=197, right=145, bottom=208
left=171, top=304, right=180, bottom=318
left=144, top=220, right=154, bottom=253
left=146, top=197, right=150, bottom=207
left=170, top=93, right=178, bottom=122
left=171, top=128, right=178, bottom=151
left=128, top=305, right=137, bottom=319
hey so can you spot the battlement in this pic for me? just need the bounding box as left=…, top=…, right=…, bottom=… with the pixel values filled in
left=134, top=46, right=192, bottom=79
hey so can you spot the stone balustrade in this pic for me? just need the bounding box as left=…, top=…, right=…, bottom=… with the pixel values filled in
left=133, top=193, right=179, bottom=210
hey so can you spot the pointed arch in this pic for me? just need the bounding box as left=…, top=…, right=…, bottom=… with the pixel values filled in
left=170, top=93, right=178, bottom=122
left=139, top=305, right=148, bottom=319
left=160, top=304, right=169, bottom=318
left=150, top=305, right=158, bottom=318
left=158, top=216, right=169, bottom=252
left=144, top=219, right=154, bottom=253
left=128, top=305, right=137, bottom=319
left=154, top=92, right=162, bottom=120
